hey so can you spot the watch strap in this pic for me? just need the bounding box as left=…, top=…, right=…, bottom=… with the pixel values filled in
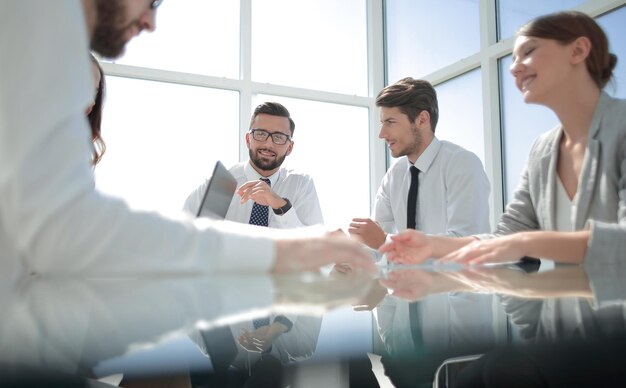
left=272, top=197, right=292, bottom=215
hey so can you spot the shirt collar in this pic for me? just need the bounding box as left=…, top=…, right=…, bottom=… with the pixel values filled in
left=412, top=136, right=441, bottom=173
left=244, top=161, right=281, bottom=185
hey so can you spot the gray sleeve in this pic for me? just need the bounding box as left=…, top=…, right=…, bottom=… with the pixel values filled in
left=584, top=137, right=626, bottom=263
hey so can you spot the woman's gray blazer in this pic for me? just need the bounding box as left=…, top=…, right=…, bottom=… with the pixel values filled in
left=479, top=92, right=626, bottom=263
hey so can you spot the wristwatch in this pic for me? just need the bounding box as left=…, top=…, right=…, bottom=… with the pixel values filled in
left=273, top=315, right=293, bottom=332
left=272, top=197, right=292, bottom=215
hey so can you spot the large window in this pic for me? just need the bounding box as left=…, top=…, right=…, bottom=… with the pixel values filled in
left=252, top=0, right=368, bottom=95
left=385, top=0, right=480, bottom=81
left=435, top=69, right=485, bottom=165
left=98, top=0, right=380, bottom=227
left=95, top=78, right=240, bottom=213
left=114, top=1, right=240, bottom=78
left=496, top=0, right=586, bottom=41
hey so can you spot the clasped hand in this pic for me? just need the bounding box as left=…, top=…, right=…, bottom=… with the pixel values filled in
left=238, top=323, right=286, bottom=353
left=348, top=218, right=387, bottom=249
left=238, top=180, right=285, bottom=209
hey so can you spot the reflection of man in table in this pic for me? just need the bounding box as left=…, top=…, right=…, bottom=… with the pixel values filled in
left=375, top=283, right=499, bottom=387
left=189, top=314, right=322, bottom=387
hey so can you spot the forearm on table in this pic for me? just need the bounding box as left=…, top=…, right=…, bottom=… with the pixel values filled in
left=429, top=235, right=476, bottom=258
left=515, top=230, right=590, bottom=264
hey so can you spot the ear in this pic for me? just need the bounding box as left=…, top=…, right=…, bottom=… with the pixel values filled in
left=245, top=132, right=251, bottom=149
left=286, top=141, right=294, bottom=156
left=415, top=110, right=431, bottom=130
left=571, top=36, right=591, bottom=65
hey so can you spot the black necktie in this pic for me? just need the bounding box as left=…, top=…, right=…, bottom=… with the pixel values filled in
left=407, top=166, right=420, bottom=229
left=249, top=178, right=270, bottom=227
left=409, top=301, right=423, bottom=350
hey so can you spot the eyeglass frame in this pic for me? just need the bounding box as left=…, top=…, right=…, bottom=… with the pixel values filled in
left=150, top=0, right=164, bottom=10
left=249, top=129, right=292, bottom=145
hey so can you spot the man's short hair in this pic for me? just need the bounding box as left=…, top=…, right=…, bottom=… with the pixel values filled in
left=249, top=102, right=296, bottom=135
left=375, top=77, right=439, bottom=133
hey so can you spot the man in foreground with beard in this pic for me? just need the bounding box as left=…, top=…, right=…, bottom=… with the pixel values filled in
left=0, top=0, right=374, bottom=277
left=184, top=102, right=324, bottom=228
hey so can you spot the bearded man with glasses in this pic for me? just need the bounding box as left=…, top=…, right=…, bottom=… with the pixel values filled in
left=184, top=102, right=324, bottom=228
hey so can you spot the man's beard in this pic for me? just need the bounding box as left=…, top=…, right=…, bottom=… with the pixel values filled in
left=398, top=123, right=422, bottom=157
left=249, top=148, right=287, bottom=171
left=91, top=0, right=129, bottom=59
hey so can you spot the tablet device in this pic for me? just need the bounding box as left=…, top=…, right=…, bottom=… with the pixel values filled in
left=196, top=161, right=237, bottom=219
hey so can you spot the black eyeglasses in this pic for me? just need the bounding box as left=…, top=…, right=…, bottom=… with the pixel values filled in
left=249, top=129, right=292, bottom=145
left=150, top=0, right=163, bottom=10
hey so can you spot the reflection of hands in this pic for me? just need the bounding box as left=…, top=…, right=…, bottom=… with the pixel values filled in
left=330, top=262, right=353, bottom=277
left=238, top=180, right=285, bottom=209
left=377, top=266, right=593, bottom=301
left=378, top=269, right=437, bottom=301
left=439, top=234, right=524, bottom=266
left=348, top=218, right=386, bottom=249
left=379, top=268, right=472, bottom=301
left=379, top=230, right=433, bottom=264
left=238, top=322, right=288, bottom=353
left=329, top=264, right=387, bottom=311
left=352, top=281, right=389, bottom=311
left=441, top=266, right=593, bottom=299
left=273, top=234, right=376, bottom=274
left=440, top=267, right=516, bottom=294
left=272, top=270, right=377, bottom=308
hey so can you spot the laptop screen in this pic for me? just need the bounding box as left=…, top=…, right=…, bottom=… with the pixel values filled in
left=196, top=161, right=237, bottom=219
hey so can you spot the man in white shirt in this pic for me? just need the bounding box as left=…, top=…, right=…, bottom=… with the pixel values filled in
left=183, top=102, right=323, bottom=228
left=349, top=77, right=490, bottom=249
left=346, top=78, right=494, bottom=386
left=0, top=0, right=373, bottom=279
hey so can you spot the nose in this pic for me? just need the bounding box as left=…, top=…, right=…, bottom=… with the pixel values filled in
left=140, top=9, right=157, bottom=32
left=510, top=59, right=523, bottom=77
left=86, top=101, right=95, bottom=116
left=378, top=125, right=387, bottom=139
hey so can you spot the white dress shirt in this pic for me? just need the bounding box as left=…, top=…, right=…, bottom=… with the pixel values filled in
left=183, top=162, right=324, bottom=228
left=372, top=138, right=495, bottom=355
left=373, top=137, right=491, bottom=236
left=0, top=1, right=274, bottom=278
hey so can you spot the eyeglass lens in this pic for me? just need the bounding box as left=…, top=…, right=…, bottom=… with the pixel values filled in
left=252, top=129, right=289, bottom=145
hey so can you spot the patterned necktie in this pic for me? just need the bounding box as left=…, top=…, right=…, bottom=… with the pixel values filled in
left=253, top=316, right=271, bottom=329
left=248, top=178, right=270, bottom=227
left=407, top=166, right=420, bottom=229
